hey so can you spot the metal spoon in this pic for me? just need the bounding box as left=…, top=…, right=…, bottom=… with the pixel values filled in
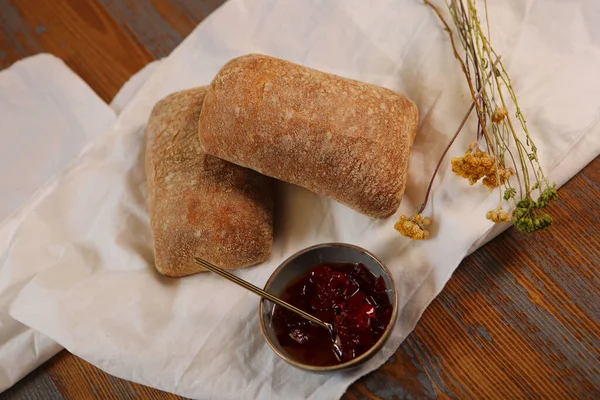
left=194, top=257, right=336, bottom=337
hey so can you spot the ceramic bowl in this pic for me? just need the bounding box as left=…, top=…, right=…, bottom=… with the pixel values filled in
left=259, top=242, right=398, bottom=372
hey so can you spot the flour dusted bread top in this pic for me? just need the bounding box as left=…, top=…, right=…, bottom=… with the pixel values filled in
left=198, top=54, right=419, bottom=219
left=145, top=87, right=273, bottom=277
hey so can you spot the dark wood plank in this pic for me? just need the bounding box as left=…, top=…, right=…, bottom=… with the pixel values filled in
left=0, top=368, right=63, bottom=400
left=43, top=352, right=183, bottom=400
left=344, top=156, right=600, bottom=399
left=0, top=0, right=155, bottom=102
left=165, top=0, right=226, bottom=23
left=97, top=0, right=187, bottom=58
left=0, top=0, right=44, bottom=66
left=1, top=0, right=599, bottom=398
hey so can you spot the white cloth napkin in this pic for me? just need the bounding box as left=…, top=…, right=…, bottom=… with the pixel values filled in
left=0, top=54, right=116, bottom=392
left=109, top=60, right=161, bottom=114
left=5, top=0, right=600, bottom=399
left=0, top=54, right=117, bottom=223
left=0, top=54, right=157, bottom=393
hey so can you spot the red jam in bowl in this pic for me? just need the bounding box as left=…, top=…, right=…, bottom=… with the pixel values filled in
left=271, top=262, right=393, bottom=366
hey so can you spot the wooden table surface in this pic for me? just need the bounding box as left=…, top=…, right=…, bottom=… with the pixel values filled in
left=1, top=0, right=599, bottom=399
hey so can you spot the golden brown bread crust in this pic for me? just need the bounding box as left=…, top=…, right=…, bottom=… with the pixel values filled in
left=145, top=87, right=273, bottom=277
left=197, top=54, right=419, bottom=219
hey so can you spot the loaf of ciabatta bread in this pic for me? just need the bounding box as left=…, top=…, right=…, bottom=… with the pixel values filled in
left=197, top=54, right=419, bottom=219
left=145, top=87, right=273, bottom=277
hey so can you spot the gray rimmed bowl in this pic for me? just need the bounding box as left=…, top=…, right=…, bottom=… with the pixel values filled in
left=259, top=242, right=398, bottom=372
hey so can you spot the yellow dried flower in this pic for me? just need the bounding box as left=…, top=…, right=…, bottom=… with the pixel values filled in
left=394, top=214, right=430, bottom=240
left=451, top=143, right=496, bottom=185
left=486, top=207, right=511, bottom=223
left=482, top=167, right=515, bottom=189
left=492, top=107, right=508, bottom=124
left=452, top=143, right=516, bottom=189
left=423, top=0, right=559, bottom=235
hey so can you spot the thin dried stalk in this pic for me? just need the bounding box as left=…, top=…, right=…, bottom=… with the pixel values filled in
left=395, top=0, right=558, bottom=239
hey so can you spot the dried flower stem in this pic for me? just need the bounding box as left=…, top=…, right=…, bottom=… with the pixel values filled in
left=417, top=101, right=475, bottom=214
left=416, top=61, right=499, bottom=215
left=416, top=0, right=558, bottom=234
left=423, top=0, right=496, bottom=155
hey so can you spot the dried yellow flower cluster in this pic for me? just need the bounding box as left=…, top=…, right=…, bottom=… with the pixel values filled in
left=482, top=166, right=515, bottom=189
left=451, top=143, right=495, bottom=185
left=492, top=107, right=508, bottom=124
left=451, top=143, right=515, bottom=188
left=418, top=0, right=559, bottom=238
left=486, top=207, right=511, bottom=223
left=395, top=214, right=431, bottom=240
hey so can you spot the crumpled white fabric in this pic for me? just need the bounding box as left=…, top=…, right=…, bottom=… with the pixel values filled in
left=0, top=54, right=157, bottom=393
left=0, top=54, right=116, bottom=392
left=0, top=54, right=117, bottom=223
left=109, top=60, right=161, bottom=115
left=4, top=0, right=600, bottom=399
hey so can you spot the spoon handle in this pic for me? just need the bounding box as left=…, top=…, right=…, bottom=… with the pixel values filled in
left=194, top=257, right=331, bottom=331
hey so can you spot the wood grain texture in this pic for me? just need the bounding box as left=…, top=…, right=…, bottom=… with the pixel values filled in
left=0, top=368, right=62, bottom=400
left=343, top=155, right=600, bottom=400
left=41, top=352, right=182, bottom=400
left=1, top=0, right=599, bottom=398
left=0, top=0, right=155, bottom=102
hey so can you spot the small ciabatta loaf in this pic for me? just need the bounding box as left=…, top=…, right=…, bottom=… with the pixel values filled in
left=197, top=54, right=419, bottom=219
left=145, top=87, right=273, bottom=277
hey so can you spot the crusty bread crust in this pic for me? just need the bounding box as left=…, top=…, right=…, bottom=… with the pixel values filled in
left=145, top=87, right=273, bottom=277
left=198, top=54, right=419, bottom=219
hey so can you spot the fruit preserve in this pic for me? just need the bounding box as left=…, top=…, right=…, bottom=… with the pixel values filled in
left=271, top=262, right=393, bottom=366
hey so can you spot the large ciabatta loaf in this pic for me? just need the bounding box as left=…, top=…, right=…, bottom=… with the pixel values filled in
left=197, top=54, right=419, bottom=219
left=145, top=87, right=273, bottom=277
